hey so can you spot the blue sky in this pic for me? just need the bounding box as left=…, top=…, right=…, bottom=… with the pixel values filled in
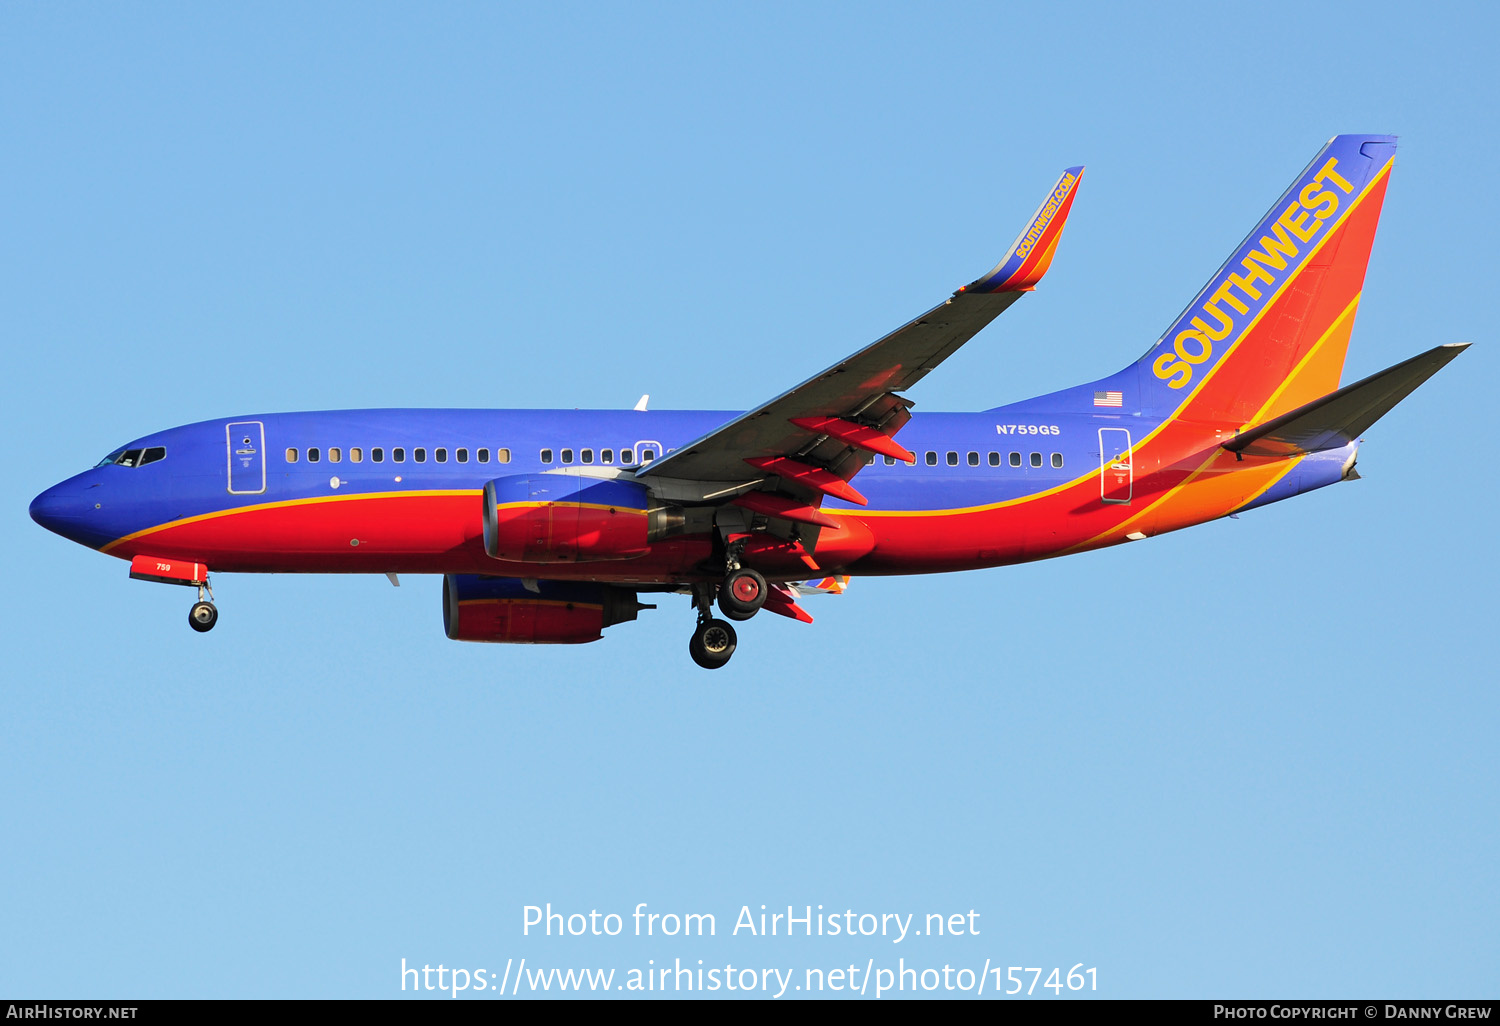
left=2, top=1, right=1495, bottom=999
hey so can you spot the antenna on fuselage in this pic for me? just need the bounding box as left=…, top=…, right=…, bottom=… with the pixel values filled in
left=633, top=394, right=649, bottom=412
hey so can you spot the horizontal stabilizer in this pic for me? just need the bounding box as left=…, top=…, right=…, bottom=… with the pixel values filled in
left=1223, top=343, right=1469, bottom=458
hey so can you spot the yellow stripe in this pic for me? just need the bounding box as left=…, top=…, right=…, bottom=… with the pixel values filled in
left=491, top=501, right=648, bottom=515
left=1243, top=292, right=1361, bottom=426
left=1064, top=450, right=1223, bottom=551
left=100, top=489, right=482, bottom=553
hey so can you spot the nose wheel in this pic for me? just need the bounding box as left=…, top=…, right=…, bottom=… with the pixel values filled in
left=188, top=580, right=218, bottom=633
left=189, top=601, right=218, bottom=632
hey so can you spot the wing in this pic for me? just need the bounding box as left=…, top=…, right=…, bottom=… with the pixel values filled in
left=638, top=165, right=1084, bottom=509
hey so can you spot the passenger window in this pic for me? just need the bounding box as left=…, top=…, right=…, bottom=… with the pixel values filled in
left=641, top=449, right=656, bottom=462
left=140, top=447, right=166, bottom=466
left=946, top=451, right=958, bottom=466
left=414, top=448, right=426, bottom=463
left=601, top=448, right=614, bottom=464
left=925, top=451, right=937, bottom=466
left=392, top=448, right=405, bottom=462
left=478, top=448, right=489, bottom=463
left=457, top=448, right=469, bottom=463
left=1030, top=452, right=1043, bottom=467
left=988, top=451, right=1000, bottom=466
left=1009, top=452, right=1021, bottom=467
left=372, top=448, right=384, bottom=463
left=967, top=451, right=979, bottom=466
left=620, top=450, right=634, bottom=465
left=497, top=448, right=511, bottom=464
left=883, top=455, right=895, bottom=466
left=561, top=448, right=575, bottom=464
left=540, top=448, right=554, bottom=464
left=307, top=448, right=321, bottom=463
left=349, top=447, right=362, bottom=463
left=1052, top=452, right=1064, bottom=468
left=581, top=448, right=594, bottom=464
left=328, top=447, right=342, bottom=463
left=286, top=448, right=299, bottom=463
left=435, top=448, right=447, bottom=463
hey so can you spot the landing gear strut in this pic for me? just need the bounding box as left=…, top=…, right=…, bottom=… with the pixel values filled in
left=188, top=580, right=217, bottom=633
left=688, top=583, right=737, bottom=669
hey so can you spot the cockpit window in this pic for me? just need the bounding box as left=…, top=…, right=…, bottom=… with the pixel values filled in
left=96, top=446, right=166, bottom=468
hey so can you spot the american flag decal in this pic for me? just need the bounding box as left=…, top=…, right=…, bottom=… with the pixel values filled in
left=1093, top=390, right=1124, bottom=407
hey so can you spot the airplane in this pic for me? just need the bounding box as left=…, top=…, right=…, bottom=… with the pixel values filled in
left=29, top=134, right=1467, bottom=669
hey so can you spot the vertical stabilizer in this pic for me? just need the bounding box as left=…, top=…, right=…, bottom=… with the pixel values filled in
left=1135, top=135, right=1397, bottom=427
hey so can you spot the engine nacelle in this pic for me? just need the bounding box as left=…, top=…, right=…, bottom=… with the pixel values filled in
left=442, top=575, right=647, bottom=644
left=482, top=475, right=654, bottom=563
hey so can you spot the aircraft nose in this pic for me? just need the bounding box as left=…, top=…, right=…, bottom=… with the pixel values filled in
left=30, top=480, right=87, bottom=536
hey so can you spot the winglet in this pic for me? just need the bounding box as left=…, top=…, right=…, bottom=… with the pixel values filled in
left=965, top=166, right=1084, bottom=293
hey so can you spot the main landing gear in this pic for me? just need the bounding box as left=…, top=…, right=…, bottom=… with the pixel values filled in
left=686, top=580, right=738, bottom=670
left=687, top=566, right=772, bottom=669
left=188, top=581, right=218, bottom=633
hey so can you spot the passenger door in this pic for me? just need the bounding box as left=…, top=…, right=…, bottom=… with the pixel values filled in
left=226, top=421, right=266, bottom=495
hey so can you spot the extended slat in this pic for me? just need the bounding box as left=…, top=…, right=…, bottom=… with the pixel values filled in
left=743, top=456, right=868, bottom=507
left=788, top=416, right=915, bottom=462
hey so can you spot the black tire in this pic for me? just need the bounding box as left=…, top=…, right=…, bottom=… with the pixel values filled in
left=189, top=601, right=218, bottom=633
left=718, top=568, right=767, bottom=620
left=688, top=618, right=737, bottom=669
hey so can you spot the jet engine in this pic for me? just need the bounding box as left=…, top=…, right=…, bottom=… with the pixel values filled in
left=482, top=475, right=669, bottom=563
left=442, top=575, right=650, bottom=644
